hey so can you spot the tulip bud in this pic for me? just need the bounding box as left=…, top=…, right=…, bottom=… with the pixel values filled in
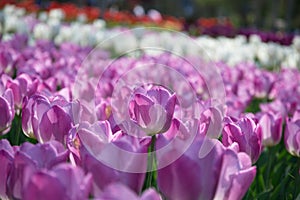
left=129, top=85, right=176, bottom=135
left=258, top=112, right=283, bottom=147
left=222, top=116, right=262, bottom=163
left=22, top=95, right=72, bottom=144
left=0, top=86, right=15, bottom=134
left=285, top=110, right=300, bottom=157
left=6, top=74, right=38, bottom=109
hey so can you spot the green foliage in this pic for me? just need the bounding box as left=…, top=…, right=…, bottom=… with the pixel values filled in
left=0, top=113, right=38, bottom=146
left=245, top=97, right=271, bottom=114
left=244, top=140, right=300, bottom=200
left=245, top=98, right=300, bottom=199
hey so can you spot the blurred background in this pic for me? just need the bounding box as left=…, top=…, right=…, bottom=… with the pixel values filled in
left=48, top=0, right=300, bottom=33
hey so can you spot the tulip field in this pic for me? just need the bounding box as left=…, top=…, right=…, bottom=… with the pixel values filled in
left=0, top=2, right=300, bottom=200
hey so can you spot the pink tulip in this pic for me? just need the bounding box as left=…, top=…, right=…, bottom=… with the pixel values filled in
left=22, top=94, right=72, bottom=143
left=0, top=139, right=15, bottom=199
left=222, top=116, right=262, bottom=163
left=0, top=80, right=15, bottom=134
left=198, top=104, right=223, bottom=138
left=68, top=121, right=148, bottom=197
left=285, top=110, right=300, bottom=157
left=129, top=85, right=177, bottom=135
left=23, top=163, right=92, bottom=200
left=252, top=70, right=274, bottom=98
left=157, top=136, right=256, bottom=200
left=225, top=93, right=249, bottom=118
left=6, top=141, right=68, bottom=199
left=96, top=100, right=112, bottom=121
left=258, top=112, right=283, bottom=147
left=0, top=48, right=14, bottom=76
left=6, top=73, right=38, bottom=109
left=260, top=100, right=288, bottom=119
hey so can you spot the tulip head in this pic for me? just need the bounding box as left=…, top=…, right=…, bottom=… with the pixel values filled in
left=222, top=116, right=262, bottom=163
left=285, top=110, right=300, bottom=157
left=129, top=85, right=176, bottom=135
left=258, top=112, right=283, bottom=147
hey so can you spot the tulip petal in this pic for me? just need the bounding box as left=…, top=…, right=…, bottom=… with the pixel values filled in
left=23, top=172, right=66, bottom=200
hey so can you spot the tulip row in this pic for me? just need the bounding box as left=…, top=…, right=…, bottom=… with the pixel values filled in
left=1, top=0, right=297, bottom=47
left=0, top=0, right=182, bottom=30
left=1, top=4, right=300, bottom=70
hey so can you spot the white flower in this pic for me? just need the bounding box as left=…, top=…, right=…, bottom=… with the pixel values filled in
left=15, top=7, right=25, bottom=17
left=4, top=15, right=27, bottom=33
left=48, top=9, right=65, bottom=21
left=3, top=5, right=16, bottom=15
left=33, top=23, right=52, bottom=40
left=38, top=11, right=48, bottom=22
left=54, top=25, right=72, bottom=45
left=77, top=13, right=87, bottom=23
left=249, top=35, right=262, bottom=44
left=293, top=36, right=300, bottom=52
left=93, top=19, right=106, bottom=29
left=113, top=31, right=138, bottom=54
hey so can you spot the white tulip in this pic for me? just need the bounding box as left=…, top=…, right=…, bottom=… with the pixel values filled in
left=33, top=23, right=52, bottom=40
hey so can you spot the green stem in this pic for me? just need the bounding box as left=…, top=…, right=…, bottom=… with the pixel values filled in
left=143, top=135, right=157, bottom=190
left=266, top=147, right=274, bottom=188
left=294, top=158, right=300, bottom=198
left=14, top=114, right=21, bottom=145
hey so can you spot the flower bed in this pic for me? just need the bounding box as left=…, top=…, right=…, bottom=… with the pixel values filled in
left=0, top=4, right=299, bottom=200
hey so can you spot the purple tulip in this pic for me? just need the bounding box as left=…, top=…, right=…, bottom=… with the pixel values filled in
left=6, top=141, right=68, bottom=199
left=96, top=100, right=112, bottom=121
left=0, top=139, right=15, bottom=199
left=285, top=110, right=300, bottom=157
left=22, top=95, right=47, bottom=139
left=157, top=136, right=256, bottom=200
left=22, top=163, right=92, bottom=200
left=252, top=70, right=274, bottom=98
left=129, top=85, right=177, bottom=135
left=258, top=112, right=283, bottom=147
left=98, top=183, right=161, bottom=200
left=0, top=48, right=14, bottom=76
left=6, top=73, right=38, bottom=109
left=22, top=94, right=72, bottom=143
left=198, top=103, right=223, bottom=138
left=225, top=93, right=249, bottom=118
left=222, top=116, right=262, bottom=163
left=38, top=104, right=72, bottom=143
left=0, top=80, right=15, bottom=134
left=68, top=121, right=148, bottom=197
left=260, top=100, right=288, bottom=119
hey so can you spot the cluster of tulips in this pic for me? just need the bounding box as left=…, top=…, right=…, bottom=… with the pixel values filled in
left=0, top=4, right=300, bottom=200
